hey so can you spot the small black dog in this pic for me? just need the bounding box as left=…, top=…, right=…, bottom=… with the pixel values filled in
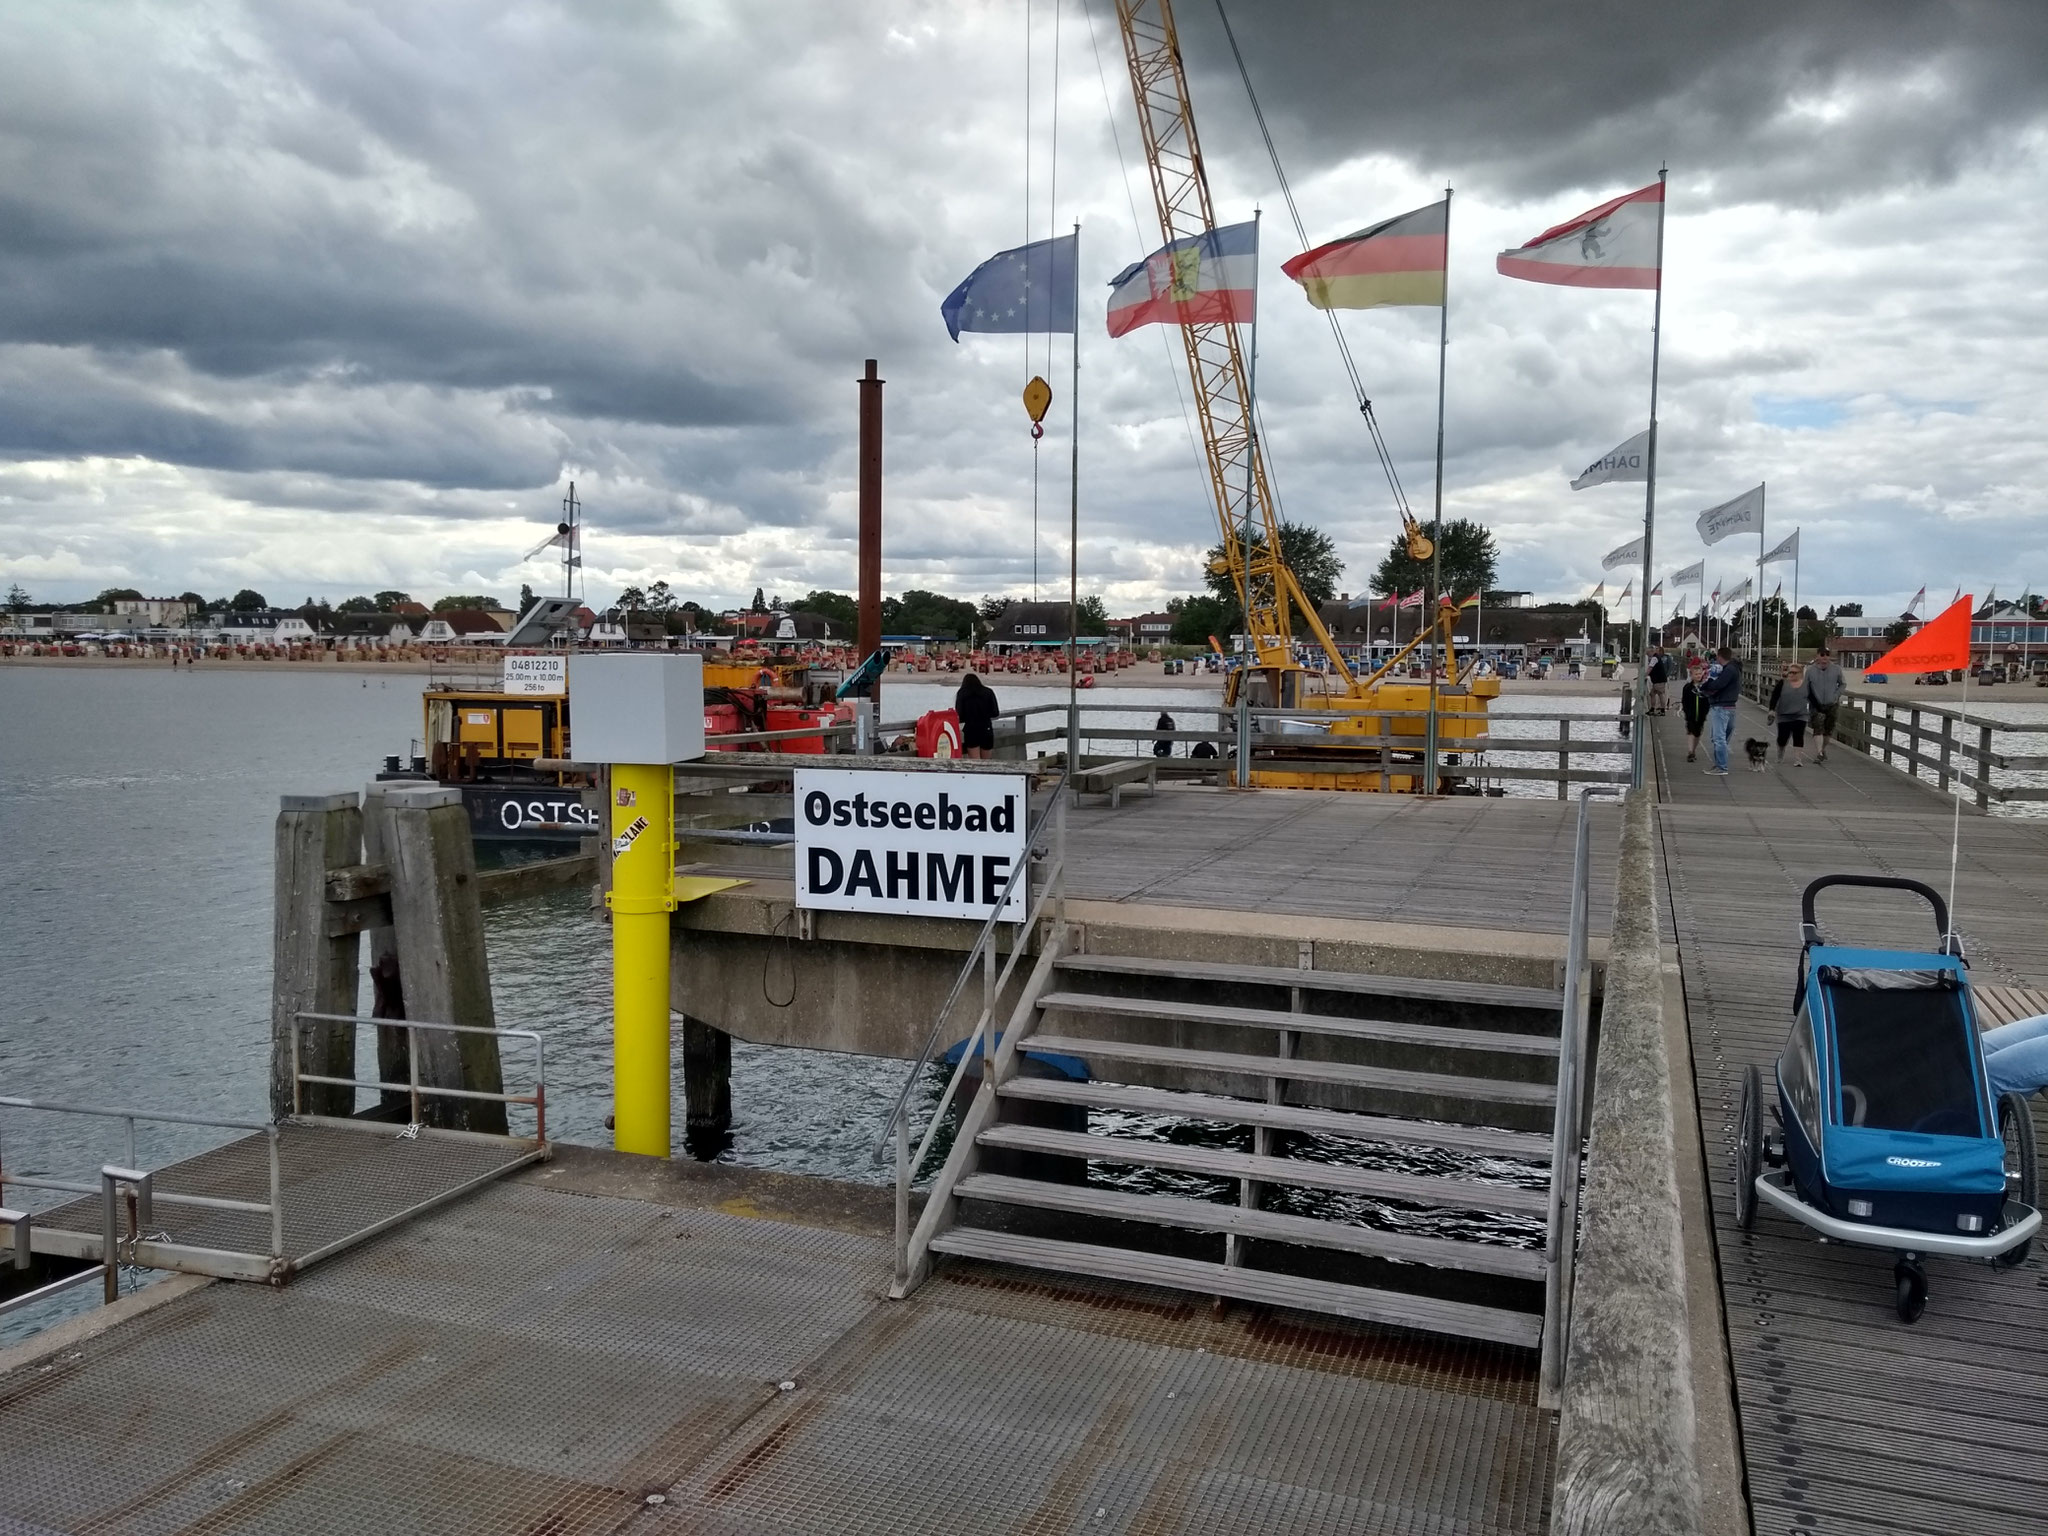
left=1743, top=738, right=1770, bottom=770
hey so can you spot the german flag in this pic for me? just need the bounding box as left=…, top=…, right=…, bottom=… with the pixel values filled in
left=1282, top=200, right=1446, bottom=311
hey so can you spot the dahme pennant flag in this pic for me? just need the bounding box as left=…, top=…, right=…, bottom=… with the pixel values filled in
left=1697, top=485, right=1765, bottom=546
left=940, top=234, right=1078, bottom=341
left=1672, top=560, right=1705, bottom=586
left=1282, top=199, right=1447, bottom=310
left=1762, top=529, right=1799, bottom=565
left=1497, top=181, right=1663, bottom=289
left=1572, top=430, right=1651, bottom=490
left=1602, top=535, right=1645, bottom=571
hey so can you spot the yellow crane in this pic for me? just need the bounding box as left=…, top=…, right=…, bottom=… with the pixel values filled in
left=1112, top=0, right=1496, bottom=791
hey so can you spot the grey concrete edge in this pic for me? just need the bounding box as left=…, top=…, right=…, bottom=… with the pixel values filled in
left=0, top=1273, right=213, bottom=1377
left=1553, top=786, right=1707, bottom=1535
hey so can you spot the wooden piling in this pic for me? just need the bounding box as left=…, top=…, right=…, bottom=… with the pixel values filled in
left=270, top=793, right=363, bottom=1119
left=383, top=786, right=507, bottom=1134
left=681, top=1015, right=732, bottom=1157
left=359, top=783, right=412, bottom=1119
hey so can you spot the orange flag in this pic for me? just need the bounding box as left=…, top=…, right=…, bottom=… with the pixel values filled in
left=1865, top=595, right=1973, bottom=674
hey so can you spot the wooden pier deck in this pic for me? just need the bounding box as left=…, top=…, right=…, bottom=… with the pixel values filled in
left=1654, top=699, right=2048, bottom=1536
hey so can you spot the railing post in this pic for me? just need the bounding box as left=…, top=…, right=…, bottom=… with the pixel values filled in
left=267, top=1124, right=284, bottom=1258
left=1557, top=717, right=1570, bottom=801
left=1938, top=714, right=1954, bottom=794
left=1909, top=708, right=1922, bottom=783
left=1979, top=722, right=1994, bottom=810
left=893, top=1111, right=909, bottom=1292
left=1540, top=789, right=1598, bottom=1405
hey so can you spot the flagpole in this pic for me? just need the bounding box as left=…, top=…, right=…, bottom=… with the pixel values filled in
left=1236, top=210, right=1261, bottom=790
left=1792, top=536, right=1801, bottom=664
left=1633, top=165, right=1667, bottom=788
left=1424, top=185, right=1451, bottom=795
left=1755, top=481, right=1767, bottom=675
left=1066, top=221, right=1082, bottom=777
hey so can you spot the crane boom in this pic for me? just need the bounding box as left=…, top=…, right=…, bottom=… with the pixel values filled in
left=1112, top=0, right=1354, bottom=686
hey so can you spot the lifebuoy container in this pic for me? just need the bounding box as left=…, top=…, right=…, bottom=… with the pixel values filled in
left=915, top=709, right=963, bottom=759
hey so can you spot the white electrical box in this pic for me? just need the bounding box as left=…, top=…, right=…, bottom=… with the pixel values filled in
left=570, top=652, right=705, bottom=764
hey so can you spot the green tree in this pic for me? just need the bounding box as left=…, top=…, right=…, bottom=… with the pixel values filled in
left=1205, top=520, right=1345, bottom=615
left=5, top=583, right=29, bottom=612
left=373, top=590, right=411, bottom=611
left=750, top=587, right=767, bottom=613
left=978, top=595, right=1014, bottom=622
left=644, top=580, right=676, bottom=612
left=1883, top=617, right=1914, bottom=645
left=1828, top=602, right=1862, bottom=619
left=1075, top=595, right=1109, bottom=634
left=432, top=594, right=497, bottom=611
left=796, top=589, right=858, bottom=630
left=1170, top=594, right=1232, bottom=647
left=518, top=583, right=536, bottom=612
left=615, top=585, right=647, bottom=609
left=93, top=586, right=144, bottom=611
left=175, top=591, right=205, bottom=610
left=882, top=589, right=977, bottom=639
left=1369, top=518, right=1496, bottom=603
left=230, top=589, right=268, bottom=612
left=336, top=595, right=378, bottom=613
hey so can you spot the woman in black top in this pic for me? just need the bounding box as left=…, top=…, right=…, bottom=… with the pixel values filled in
left=955, top=672, right=999, bottom=759
left=1153, top=711, right=1175, bottom=757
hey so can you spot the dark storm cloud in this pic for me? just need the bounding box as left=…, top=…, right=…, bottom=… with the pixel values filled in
left=1176, top=0, right=2048, bottom=204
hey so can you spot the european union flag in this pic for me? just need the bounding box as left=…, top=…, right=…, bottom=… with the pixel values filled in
left=940, top=234, right=1078, bottom=341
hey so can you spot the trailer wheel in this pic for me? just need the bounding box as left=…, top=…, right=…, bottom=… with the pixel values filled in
left=1734, top=1064, right=1761, bottom=1231
left=1994, top=1094, right=2038, bottom=1270
left=1894, top=1257, right=1927, bottom=1324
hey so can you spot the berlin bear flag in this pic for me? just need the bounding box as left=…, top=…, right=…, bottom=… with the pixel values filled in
left=1866, top=595, right=1974, bottom=676
left=1496, top=181, right=1664, bottom=288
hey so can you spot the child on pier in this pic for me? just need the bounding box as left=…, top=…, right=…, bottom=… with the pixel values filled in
left=1680, top=662, right=1710, bottom=762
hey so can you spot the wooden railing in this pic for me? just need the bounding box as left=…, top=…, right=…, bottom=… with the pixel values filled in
left=1834, top=691, right=2048, bottom=809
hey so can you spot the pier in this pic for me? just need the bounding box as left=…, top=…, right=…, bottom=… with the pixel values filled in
left=2, top=687, right=2044, bottom=1533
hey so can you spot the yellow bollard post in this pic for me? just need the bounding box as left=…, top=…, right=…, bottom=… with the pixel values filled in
left=608, top=761, right=675, bottom=1155
left=573, top=649, right=703, bottom=1160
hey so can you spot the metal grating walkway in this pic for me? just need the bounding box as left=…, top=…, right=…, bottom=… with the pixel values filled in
left=20, top=1120, right=542, bottom=1277
left=0, top=1168, right=1555, bottom=1534
left=1655, top=705, right=2048, bottom=1536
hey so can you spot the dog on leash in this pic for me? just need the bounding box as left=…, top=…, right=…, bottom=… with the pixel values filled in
left=1743, top=738, right=1770, bottom=770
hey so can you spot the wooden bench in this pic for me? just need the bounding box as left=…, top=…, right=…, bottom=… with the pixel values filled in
left=1076, top=757, right=1160, bottom=808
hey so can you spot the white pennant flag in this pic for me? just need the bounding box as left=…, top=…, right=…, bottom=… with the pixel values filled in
left=1601, top=534, right=1645, bottom=571
left=1672, top=559, right=1705, bottom=586
left=1696, top=485, right=1765, bottom=546
left=1761, top=529, right=1799, bottom=565
left=1618, top=579, right=1633, bottom=601
left=1725, top=577, right=1753, bottom=603
left=1571, top=430, right=1651, bottom=490
left=525, top=522, right=580, bottom=561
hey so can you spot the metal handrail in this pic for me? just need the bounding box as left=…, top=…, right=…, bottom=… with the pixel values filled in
left=291, top=1013, right=547, bottom=1142
left=0, top=1096, right=286, bottom=1261
left=1539, top=784, right=1625, bottom=1407
left=870, top=768, right=1069, bottom=1169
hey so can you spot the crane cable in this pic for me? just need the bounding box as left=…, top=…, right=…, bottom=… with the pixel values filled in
left=1210, top=0, right=1417, bottom=528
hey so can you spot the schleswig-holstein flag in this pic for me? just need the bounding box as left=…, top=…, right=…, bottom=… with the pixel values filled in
left=1106, top=222, right=1257, bottom=337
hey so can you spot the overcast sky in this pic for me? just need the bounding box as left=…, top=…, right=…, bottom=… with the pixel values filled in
left=2, top=0, right=2044, bottom=619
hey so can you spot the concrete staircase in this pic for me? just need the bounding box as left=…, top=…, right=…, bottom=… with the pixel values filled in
left=912, top=944, right=1570, bottom=1350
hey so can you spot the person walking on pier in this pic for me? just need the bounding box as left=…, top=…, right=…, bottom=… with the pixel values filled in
left=955, top=672, right=999, bottom=760
left=1804, top=645, right=1846, bottom=762
left=1153, top=711, right=1175, bottom=757
left=1647, top=645, right=1671, bottom=714
left=1681, top=661, right=1710, bottom=761
left=1767, top=661, right=1813, bottom=767
left=1703, top=646, right=1742, bottom=775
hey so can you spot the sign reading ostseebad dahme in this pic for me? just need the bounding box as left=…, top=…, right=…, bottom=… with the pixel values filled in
left=794, top=768, right=1028, bottom=921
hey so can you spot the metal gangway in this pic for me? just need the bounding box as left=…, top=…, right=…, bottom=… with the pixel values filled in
left=0, top=1018, right=548, bottom=1322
